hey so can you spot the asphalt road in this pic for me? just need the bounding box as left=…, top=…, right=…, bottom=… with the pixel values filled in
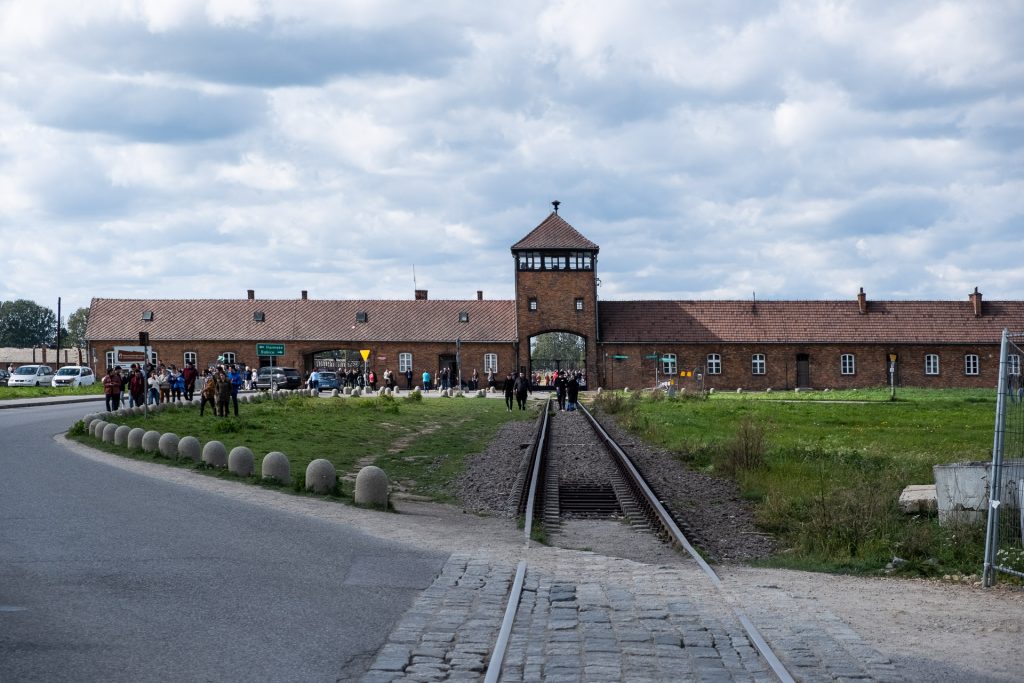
left=0, top=402, right=447, bottom=682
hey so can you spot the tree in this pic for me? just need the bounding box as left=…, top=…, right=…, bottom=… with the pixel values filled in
left=66, top=307, right=90, bottom=348
left=0, top=300, right=58, bottom=347
left=530, top=332, right=585, bottom=371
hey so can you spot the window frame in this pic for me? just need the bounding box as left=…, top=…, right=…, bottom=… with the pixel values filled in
left=840, top=353, right=856, bottom=375
left=964, top=353, right=979, bottom=376
left=706, top=353, right=721, bottom=375
left=528, top=297, right=538, bottom=312
left=399, top=352, right=413, bottom=373
left=184, top=351, right=197, bottom=367
left=574, top=298, right=584, bottom=311
left=221, top=352, right=237, bottom=366
left=925, top=353, right=940, bottom=376
left=662, top=353, right=677, bottom=376
left=484, top=353, right=498, bottom=374
left=751, top=353, right=766, bottom=375
left=1009, top=354, right=1021, bottom=376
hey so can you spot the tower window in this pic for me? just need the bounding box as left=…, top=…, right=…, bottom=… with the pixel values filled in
left=528, top=297, right=538, bottom=312
left=575, top=298, right=584, bottom=311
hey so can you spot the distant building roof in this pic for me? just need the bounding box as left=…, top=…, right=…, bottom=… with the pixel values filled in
left=86, top=298, right=517, bottom=343
left=598, top=299, right=1024, bottom=345
left=511, top=212, right=600, bottom=252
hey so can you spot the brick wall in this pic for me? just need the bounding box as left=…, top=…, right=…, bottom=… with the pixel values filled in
left=595, top=342, right=1002, bottom=390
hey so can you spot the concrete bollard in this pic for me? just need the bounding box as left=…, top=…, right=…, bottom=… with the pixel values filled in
left=141, top=430, right=161, bottom=452
left=354, top=466, right=389, bottom=508
left=90, top=420, right=107, bottom=438
left=202, top=440, right=228, bottom=468
left=178, top=436, right=201, bottom=462
left=102, top=423, right=118, bottom=443
left=127, top=427, right=146, bottom=450
left=305, top=458, right=336, bottom=494
left=158, top=433, right=180, bottom=458
left=114, top=425, right=132, bottom=446
left=261, top=451, right=290, bottom=484
left=331, top=389, right=339, bottom=397
left=82, top=413, right=99, bottom=429
left=228, top=447, right=255, bottom=476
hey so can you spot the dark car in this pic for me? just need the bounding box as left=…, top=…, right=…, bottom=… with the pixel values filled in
left=256, top=366, right=303, bottom=390
left=0, top=369, right=9, bottom=386
left=317, top=371, right=340, bottom=390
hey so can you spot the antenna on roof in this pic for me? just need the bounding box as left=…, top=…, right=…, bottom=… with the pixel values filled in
left=552, top=200, right=560, bottom=214
left=752, top=291, right=757, bottom=314
left=413, top=264, right=417, bottom=291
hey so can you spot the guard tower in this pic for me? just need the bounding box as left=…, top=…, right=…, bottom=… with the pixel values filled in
left=511, top=202, right=600, bottom=384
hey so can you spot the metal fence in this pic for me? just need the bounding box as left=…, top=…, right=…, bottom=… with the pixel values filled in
left=983, top=329, right=1024, bottom=586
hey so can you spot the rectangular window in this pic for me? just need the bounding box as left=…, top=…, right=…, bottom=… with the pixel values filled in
left=517, top=251, right=542, bottom=270
left=925, top=354, right=939, bottom=375
left=574, top=298, right=584, bottom=311
left=662, top=353, right=677, bottom=376
left=707, top=353, right=721, bottom=375
left=543, top=254, right=566, bottom=270
left=752, top=354, right=766, bottom=375
left=965, top=354, right=979, bottom=375
left=221, top=352, right=236, bottom=365
left=840, top=353, right=855, bottom=375
left=399, top=352, right=413, bottom=373
left=105, top=351, right=115, bottom=370
left=1008, top=354, right=1020, bottom=376
left=484, top=353, right=498, bottom=374
left=528, top=297, right=538, bottom=311
left=184, top=352, right=197, bottom=367
left=568, top=251, right=593, bottom=270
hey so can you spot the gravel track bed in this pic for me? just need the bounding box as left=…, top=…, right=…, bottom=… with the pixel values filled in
left=454, top=403, right=775, bottom=564
left=547, top=409, right=621, bottom=485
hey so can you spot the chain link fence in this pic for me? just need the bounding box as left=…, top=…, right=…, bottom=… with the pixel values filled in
left=983, top=330, right=1024, bottom=586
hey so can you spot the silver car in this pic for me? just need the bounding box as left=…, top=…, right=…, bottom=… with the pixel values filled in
left=8, top=365, right=55, bottom=387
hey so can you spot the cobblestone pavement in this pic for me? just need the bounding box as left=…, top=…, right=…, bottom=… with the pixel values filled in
left=361, top=551, right=904, bottom=683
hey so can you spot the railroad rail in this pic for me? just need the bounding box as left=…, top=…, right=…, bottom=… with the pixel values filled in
left=486, top=397, right=796, bottom=683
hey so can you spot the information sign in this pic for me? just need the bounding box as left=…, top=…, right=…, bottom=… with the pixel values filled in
left=256, top=343, right=285, bottom=356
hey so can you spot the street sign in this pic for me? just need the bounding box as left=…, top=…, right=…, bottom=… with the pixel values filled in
left=644, top=354, right=658, bottom=360
left=660, top=356, right=674, bottom=362
left=359, top=349, right=371, bottom=361
left=256, top=343, right=285, bottom=356
left=612, top=355, right=629, bottom=360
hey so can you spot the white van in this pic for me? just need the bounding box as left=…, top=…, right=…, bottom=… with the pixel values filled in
left=52, top=366, right=96, bottom=387
left=8, top=365, right=55, bottom=387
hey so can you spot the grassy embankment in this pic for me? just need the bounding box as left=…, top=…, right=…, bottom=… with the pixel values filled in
left=70, top=393, right=535, bottom=504
left=0, top=384, right=104, bottom=399
left=594, top=387, right=997, bottom=576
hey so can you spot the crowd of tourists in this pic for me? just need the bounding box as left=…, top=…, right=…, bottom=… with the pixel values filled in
left=101, top=361, right=248, bottom=417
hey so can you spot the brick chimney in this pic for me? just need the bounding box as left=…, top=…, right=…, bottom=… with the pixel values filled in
left=969, top=287, right=982, bottom=317
left=477, top=290, right=483, bottom=300
left=857, top=287, right=867, bottom=314
left=247, top=289, right=255, bottom=300
left=301, top=290, right=308, bottom=300
left=415, top=289, right=428, bottom=300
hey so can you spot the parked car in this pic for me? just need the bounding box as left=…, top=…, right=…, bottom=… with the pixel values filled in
left=317, top=371, right=340, bottom=390
left=256, top=366, right=302, bottom=390
left=0, top=369, right=9, bottom=386
left=52, top=365, right=96, bottom=388
left=8, top=365, right=55, bottom=387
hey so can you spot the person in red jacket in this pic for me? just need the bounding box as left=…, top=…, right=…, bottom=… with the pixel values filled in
left=182, top=362, right=198, bottom=401
left=102, top=367, right=122, bottom=412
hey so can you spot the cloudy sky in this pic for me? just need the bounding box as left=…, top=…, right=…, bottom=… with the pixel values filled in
left=1, top=0, right=1022, bottom=318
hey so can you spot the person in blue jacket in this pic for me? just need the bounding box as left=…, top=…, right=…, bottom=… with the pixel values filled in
left=227, top=365, right=244, bottom=416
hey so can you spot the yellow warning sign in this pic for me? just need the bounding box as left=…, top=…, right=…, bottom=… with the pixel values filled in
left=359, top=349, right=371, bottom=361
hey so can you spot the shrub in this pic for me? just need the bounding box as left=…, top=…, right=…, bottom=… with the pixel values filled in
left=714, top=417, right=767, bottom=477
left=68, top=420, right=87, bottom=436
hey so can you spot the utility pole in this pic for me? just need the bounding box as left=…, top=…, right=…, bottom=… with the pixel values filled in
left=56, top=297, right=61, bottom=367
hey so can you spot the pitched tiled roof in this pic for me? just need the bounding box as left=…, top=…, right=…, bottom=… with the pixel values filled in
left=598, top=300, right=1024, bottom=345
left=511, top=213, right=600, bottom=252
left=86, top=298, right=517, bottom=343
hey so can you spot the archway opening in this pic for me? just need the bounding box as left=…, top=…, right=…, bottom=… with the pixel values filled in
left=529, top=331, right=586, bottom=388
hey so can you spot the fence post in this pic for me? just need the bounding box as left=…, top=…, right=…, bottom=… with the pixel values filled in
left=983, top=328, right=1010, bottom=587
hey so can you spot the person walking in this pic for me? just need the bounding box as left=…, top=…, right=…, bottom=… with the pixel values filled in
left=513, top=371, right=530, bottom=410
left=182, top=362, right=198, bottom=401
left=147, top=370, right=160, bottom=405
left=405, top=368, right=413, bottom=390
left=102, top=368, right=122, bottom=412
left=199, top=370, right=217, bottom=416
left=502, top=372, right=515, bottom=411
left=555, top=373, right=567, bottom=411
left=422, top=369, right=431, bottom=392
left=566, top=373, right=580, bottom=411
left=308, top=367, right=320, bottom=393
left=215, top=369, right=232, bottom=417
left=486, top=369, right=495, bottom=391
left=128, top=364, right=146, bottom=408
left=471, top=368, right=479, bottom=391
left=227, top=365, right=244, bottom=415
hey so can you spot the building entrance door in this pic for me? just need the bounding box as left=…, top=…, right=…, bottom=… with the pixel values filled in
left=796, top=354, right=810, bottom=388
left=438, top=354, right=458, bottom=389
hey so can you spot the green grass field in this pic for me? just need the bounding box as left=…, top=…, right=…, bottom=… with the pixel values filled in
left=71, top=394, right=535, bottom=504
left=596, top=388, right=997, bottom=575
left=1, top=384, right=104, bottom=399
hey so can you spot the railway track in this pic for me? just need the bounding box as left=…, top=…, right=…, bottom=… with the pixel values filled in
left=485, top=397, right=796, bottom=683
